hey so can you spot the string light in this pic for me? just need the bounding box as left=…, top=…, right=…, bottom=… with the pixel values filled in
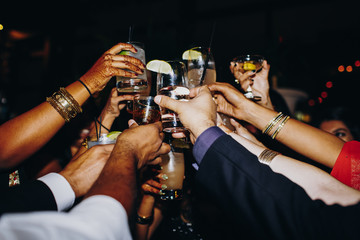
left=321, top=91, right=328, bottom=98
left=355, top=60, right=360, bottom=67
left=0, top=24, right=3, bottom=31
left=346, top=65, right=353, bottom=72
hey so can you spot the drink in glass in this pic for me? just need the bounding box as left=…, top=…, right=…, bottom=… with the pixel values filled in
left=116, top=42, right=147, bottom=93
left=184, top=46, right=216, bottom=88
left=132, top=96, right=161, bottom=125
left=159, top=147, right=185, bottom=200
left=157, top=61, right=189, bottom=133
left=231, top=54, right=265, bottom=101
left=86, top=133, right=117, bottom=148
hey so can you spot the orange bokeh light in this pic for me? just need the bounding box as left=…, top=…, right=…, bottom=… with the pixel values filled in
left=338, top=65, right=345, bottom=72
left=346, top=65, right=353, bottom=72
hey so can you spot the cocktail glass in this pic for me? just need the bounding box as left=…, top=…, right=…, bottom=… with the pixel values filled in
left=184, top=47, right=216, bottom=88
left=132, top=96, right=161, bottom=125
left=116, top=42, right=148, bottom=93
left=159, top=141, right=185, bottom=200
left=232, top=54, right=265, bottom=101
left=86, top=134, right=116, bottom=148
left=157, top=61, right=189, bottom=133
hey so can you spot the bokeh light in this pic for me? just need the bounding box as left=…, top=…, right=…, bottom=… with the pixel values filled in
left=338, top=65, right=345, bottom=72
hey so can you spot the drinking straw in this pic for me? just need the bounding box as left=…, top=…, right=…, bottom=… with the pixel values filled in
left=94, top=117, right=99, bottom=141
left=99, top=116, right=102, bottom=139
left=200, top=22, right=216, bottom=85
left=128, top=25, right=134, bottom=42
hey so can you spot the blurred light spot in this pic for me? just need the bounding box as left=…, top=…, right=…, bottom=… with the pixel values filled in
left=355, top=60, right=360, bottom=67
left=308, top=99, right=315, bottom=106
left=0, top=24, right=3, bottom=30
left=346, top=65, right=353, bottom=72
left=326, top=81, right=333, bottom=88
left=338, top=65, right=345, bottom=72
left=321, top=91, right=328, bottom=98
left=318, top=97, right=323, bottom=103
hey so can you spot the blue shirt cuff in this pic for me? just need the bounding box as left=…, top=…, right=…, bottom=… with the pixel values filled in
left=193, top=126, right=225, bottom=166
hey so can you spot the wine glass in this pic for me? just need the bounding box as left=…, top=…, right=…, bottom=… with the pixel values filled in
left=157, top=61, right=189, bottom=133
left=232, top=55, right=265, bottom=101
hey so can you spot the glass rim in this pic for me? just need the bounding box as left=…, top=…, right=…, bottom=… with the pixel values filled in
left=231, top=54, right=265, bottom=63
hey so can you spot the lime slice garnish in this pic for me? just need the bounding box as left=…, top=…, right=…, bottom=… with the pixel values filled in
left=106, top=131, right=122, bottom=140
left=243, top=62, right=256, bottom=71
left=182, top=49, right=202, bottom=60
left=119, top=50, right=130, bottom=55
left=146, top=60, right=172, bottom=74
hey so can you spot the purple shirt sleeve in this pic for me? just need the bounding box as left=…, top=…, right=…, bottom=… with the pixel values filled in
left=193, top=126, right=225, bottom=166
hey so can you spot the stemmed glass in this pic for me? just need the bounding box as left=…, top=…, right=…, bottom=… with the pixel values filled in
left=156, top=61, right=189, bottom=133
left=232, top=55, right=265, bottom=101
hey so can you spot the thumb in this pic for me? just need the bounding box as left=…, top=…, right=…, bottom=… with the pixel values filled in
left=154, top=95, right=179, bottom=113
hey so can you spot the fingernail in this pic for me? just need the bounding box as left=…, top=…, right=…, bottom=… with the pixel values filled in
left=162, top=174, right=168, bottom=180
left=161, top=184, right=167, bottom=190
left=154, top=95, right=161, bottom=104
left=252, top=70, right=256, bottom=73
left=159, top=190, right=165, bottom=195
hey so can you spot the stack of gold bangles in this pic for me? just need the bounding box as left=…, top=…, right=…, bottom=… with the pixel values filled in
left=262, top=112, right=290, bottom=139
left=258, top=149, right=280, bottom=165
left=46, top=87, right=82, bottom=122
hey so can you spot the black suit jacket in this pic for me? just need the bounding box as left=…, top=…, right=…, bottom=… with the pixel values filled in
left=195, top=134, right=360, bottom=239
left=0, top=180, right=57, bottom=216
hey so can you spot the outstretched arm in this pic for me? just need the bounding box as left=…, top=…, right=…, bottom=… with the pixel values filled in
left=0, top=43, right=144, bottom=169
left=208, top=82, right=345, bottom=168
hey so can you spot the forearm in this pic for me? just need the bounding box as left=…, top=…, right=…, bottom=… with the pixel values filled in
left=84, top=147, right=137, bottom=216
left=241, top=102, right=344, bottom=167
left=135, top=195, right=155, bottom=240
left=0, top=81, right=90, bottom=169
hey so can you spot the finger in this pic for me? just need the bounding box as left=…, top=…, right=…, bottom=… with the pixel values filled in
left=115, top=94, right=135, bottom=102
left=112, top=55, right=145, bottom=69
left=111, top=61, right=143, bottom=74
left=154, top=95, right=179, bottom=114
left=229, top=61, right=235, bottom=74
left=148, top=156, right=162, bottom=166
left=144, top=179, right=162, bottom=189
left=128, top=119, right=138, bottom=128
left=172, top=132, right=186, bottom=138
left=157, top=143, right=171, bottom=156
left=112, top=68, right=138, bottom=78
left=142, top=183, right=161, bottom=194
left=106, top=42, right=137, bottom=55
left=241, top=70, right=256, bottom=81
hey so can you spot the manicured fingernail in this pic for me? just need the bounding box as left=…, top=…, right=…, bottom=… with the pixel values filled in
left=162, top=174, right=168, bottom=180
left=252, top=70, right=256, bottom=73
left=161, top=184, right=167, bottom=190
left=154, top=96, right=161, bottom=104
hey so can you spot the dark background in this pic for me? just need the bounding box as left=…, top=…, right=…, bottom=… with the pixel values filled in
left=1, top=0, right=360, bottom=119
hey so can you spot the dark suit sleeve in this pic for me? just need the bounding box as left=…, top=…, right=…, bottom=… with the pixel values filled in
left=0, top=180, right=57, bottom=215
left=195, top=134, right=360, bottom=239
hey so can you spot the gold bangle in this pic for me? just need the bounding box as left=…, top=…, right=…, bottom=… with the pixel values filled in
left=46, top=96, right=71, bottom=122
left=46, top=88, right=82, bottom=123
left=258, top=149, right=279, bottom=165
left=262, top=112, right=283, bottom=134
left=271, top=115, right=290, bottom=139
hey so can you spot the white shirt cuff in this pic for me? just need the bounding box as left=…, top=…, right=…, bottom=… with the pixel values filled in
left=38, top=173, right=75, bottom=211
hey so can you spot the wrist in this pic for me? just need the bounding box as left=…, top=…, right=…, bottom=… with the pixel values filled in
left=192, top=120, right=216, bottom=140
